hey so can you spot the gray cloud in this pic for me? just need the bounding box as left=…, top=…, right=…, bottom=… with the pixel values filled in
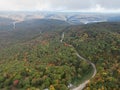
left=0, top=0, right=120, bottom=12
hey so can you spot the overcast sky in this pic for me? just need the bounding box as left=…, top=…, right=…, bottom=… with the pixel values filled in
left=0, top=0, right=120, bottom=12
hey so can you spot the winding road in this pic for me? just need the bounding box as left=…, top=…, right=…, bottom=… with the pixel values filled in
left=60, top=32, right=65, bottom=43
left=13, top=22, right=16, bottom=30
left=61, top=32, right=97, bottom=90
left=12, top=20, right=23, bottom=30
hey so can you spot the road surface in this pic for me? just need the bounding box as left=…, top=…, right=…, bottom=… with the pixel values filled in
left=60, top=32, right=97, bottom=90
left=12, top=20, right=23, bottom=30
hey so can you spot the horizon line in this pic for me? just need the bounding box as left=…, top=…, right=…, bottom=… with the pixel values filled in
left=0, top=10, right=120, bottom=14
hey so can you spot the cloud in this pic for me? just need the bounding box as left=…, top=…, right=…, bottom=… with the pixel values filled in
left=88, top=4, right=105, bottom=12
left=0, top=0, right=120, bottom=12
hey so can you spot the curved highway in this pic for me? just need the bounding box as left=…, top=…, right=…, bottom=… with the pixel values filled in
left=60, top=32, right=97, bottom=90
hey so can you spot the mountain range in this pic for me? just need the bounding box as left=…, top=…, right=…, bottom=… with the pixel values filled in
left=0, top=12, right=120, bottom=26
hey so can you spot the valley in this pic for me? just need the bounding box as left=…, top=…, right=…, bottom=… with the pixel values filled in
left=0, top=12, right=120, bottom=90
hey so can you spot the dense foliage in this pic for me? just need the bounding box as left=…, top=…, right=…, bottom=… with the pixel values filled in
left=0, top=20, right=120, bottom=90
left=0, top=20, right=92, bottom=90
left=64, top=22, right=120, bottom=90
